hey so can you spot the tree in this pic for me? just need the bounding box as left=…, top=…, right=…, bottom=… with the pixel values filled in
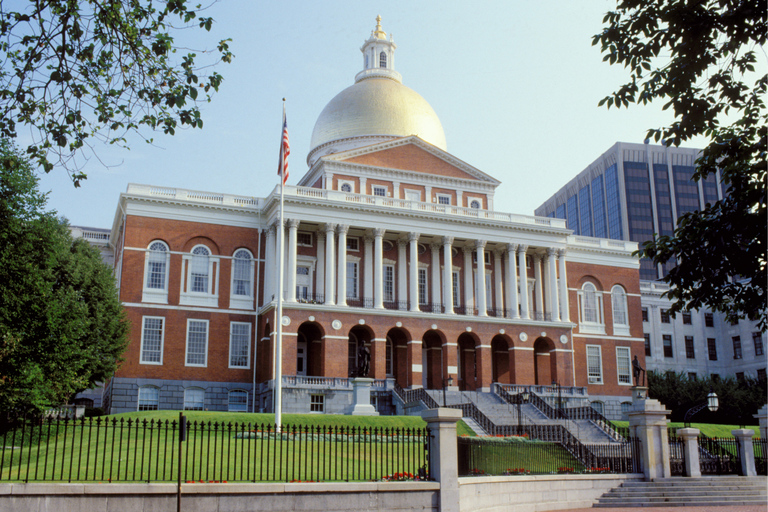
left=0, top=140, right=128, bottom=416
left=593, top=0, right=767, bottom=330
left=0, top=0, right=232, bottom=185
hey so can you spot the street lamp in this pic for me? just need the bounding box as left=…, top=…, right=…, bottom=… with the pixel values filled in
left=517, top=388, right=530, bottom=433
left=443, top=375, right=454, bottom=407
left=684, top=389, right=719, bottom=427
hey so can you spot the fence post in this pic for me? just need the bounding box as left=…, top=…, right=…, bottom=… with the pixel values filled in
left=421, top=408, right=462, bottom=512
left=677, top=428, right=701, bottom=477
left=731, top=429, right=756, bottom=477
left=627, top=386, right=671, bottom=480
left=754, top=405, right=767, bottom=440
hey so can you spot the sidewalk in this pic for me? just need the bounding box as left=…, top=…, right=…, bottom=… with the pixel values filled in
left=544, top=506, right=768, bottom=512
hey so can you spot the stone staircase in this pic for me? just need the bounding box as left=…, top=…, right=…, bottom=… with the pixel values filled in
left=595, top=476, right=768, bottom=507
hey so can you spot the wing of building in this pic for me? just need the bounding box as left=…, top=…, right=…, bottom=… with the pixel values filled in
left=535, top=141, right=766, bottom=383
left=99, top=18, right=646, bottom=420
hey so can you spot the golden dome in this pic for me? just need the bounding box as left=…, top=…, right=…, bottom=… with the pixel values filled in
left=309, top=77, right=447, bottom=158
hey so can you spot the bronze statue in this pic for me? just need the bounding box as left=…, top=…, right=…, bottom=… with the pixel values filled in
left=357, top=343, right=371, bottom=377
left=632, top=355, right=645, bottom=387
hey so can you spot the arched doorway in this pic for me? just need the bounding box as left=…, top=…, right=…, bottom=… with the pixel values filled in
left=533, top=337, right=555, bottom=385
left=422, top=330, right=445, bottom=390
left=386, top=327, right=410, bottom=388
left=296, top=322, right=323, bottom=376
left=457, top=333, right=478, bottom=391
left=491, top=335, right=513, bottom=384
left=348, top=325, right=374, bottom=377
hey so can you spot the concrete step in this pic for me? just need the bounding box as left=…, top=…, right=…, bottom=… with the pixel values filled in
left=461, top=416, right=487, bottom=436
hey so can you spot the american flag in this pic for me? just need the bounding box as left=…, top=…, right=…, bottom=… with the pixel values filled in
left=278, top=110, right=290, bottom=185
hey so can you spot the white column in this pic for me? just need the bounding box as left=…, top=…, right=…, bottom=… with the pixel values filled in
left=475, top=240, right=487, bottom=317
left=493, top=249, right=503, bottom=316
left=558, top=249, right=569, bottom=322
left=373, top=229, right=385, bottom=309
left=359, top=177, right=367, bottom=195
left=324, top=223, right=336, bottom=305
left=364, top=235, right=373, bottom=307
left=408, top=232, right=420, bottom=312
left=506, top=243, right=519, bottom=319
left=263, top=223, right=276, bottom=303
left=456, top=190, right=463, bottom=208
left=337, top=224, right=349, bottom=306
left=431, top=243, right=441, bottom=312
left=533, top=253, right=544, bottom=319
left=463, top=246, right=473, bottom=314
left=547, top=248, right=560, bottom=322
left=316, top=231, right=325, bottom=301
left=442, top=237, right=454, bottom=314
left=543, top=248, right=552, bottom=318
left=517, top=245, right=529, bottom=319
left=393, top=181, right=401, bottom=199
left=286, top=218, right=299, bottom=302
left=397, top=239, right=407, bottom=310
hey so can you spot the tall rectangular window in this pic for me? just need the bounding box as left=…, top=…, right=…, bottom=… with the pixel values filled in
left=346, top=261, right=358, bottom=299
left=663, top=335, right=673, bottom=358
left=642, top=307, right=648, bottom=322
left=186, top=320, right=208, bottom=366
left=383, top=265, right=394, bottom=302
left=732, top=336, right=742, bottom=359
left=232, top=249, right=252, bottom=297
left=140, top=317, right=164, bottom=364
left=644, top=333, right=651, bottom=357
left=624, top=161, right=655, bottom=280
left=566, top=195, right=579, bottom=235
left=229, top=322, right=250, bottom=368
left=452, top=271, right=460, bottom=308
left=605, top=164, right=623, bottom=240
left=591, top=175, right=607, bottom=238
left=586, top=345, right=603, bottom=384
left=418, top=268, right=428, bottom=305
left=660, top=309, right=670, bottom=323
left=673, top=165, right=701, bottom=215
left=373, top=186, right=387, bottom=197
left=555, top=203, right=566, bottom=220
left=753, top=332, right=764, bottom=356
left=682, top=312, right=692, bottom=325
left=616, top=347, right=631, bottom=385
left=707, top=338, right=718, bottom=361
left=704, top=312, right=714, bottom=327
left=685, top=336, right=695, bottom=359
left=578, top=185, right=593, bottom=236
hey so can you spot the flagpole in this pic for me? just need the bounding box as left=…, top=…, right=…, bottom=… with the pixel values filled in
left=274, top=99, right=287, bottom=431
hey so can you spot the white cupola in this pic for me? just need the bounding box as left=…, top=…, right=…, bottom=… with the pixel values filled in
left=355, top=15, right=402, bottom=84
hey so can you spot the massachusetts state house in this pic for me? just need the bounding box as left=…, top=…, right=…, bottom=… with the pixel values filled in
left=103, top=17, right=644, bottom=420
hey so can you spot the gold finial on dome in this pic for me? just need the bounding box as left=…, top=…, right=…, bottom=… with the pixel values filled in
left=372, top=15, right=386, bottom=39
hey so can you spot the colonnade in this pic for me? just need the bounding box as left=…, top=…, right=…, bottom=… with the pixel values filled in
left=262, top=220, right=571, bottom=322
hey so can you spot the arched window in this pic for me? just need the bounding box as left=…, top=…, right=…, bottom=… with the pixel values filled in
left=232, top=249, right=252, bottom=296
left=578, top=282, right=604, bottom=334
left=143, top=241, right=170, bottom=303
left=228, top=390, right=248, bottom=412
left=590, top=400, right=604, bottom=415
left=379, top=51, right=387, bottom=68
left=190, top=245, right=210, bottom=293
left=611, top=285, right=630, bottom=335
left=138, top=386, right=159, bottom=411
left=184, top=388, right=205, bottom=410
left=470, top=200, right=481, bottom=209
left=348, top=332, right=358, bottom=377
left=340, top=183, right=352, bottom=192
left=386, top=337, right=393, bottom=376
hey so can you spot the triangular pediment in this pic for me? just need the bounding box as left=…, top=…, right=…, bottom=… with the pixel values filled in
left=320, top=136, right=500, bottom=184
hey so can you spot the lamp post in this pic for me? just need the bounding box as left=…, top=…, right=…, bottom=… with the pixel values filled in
left=517, top=388, right=530, bottom=434
left=552, top=380, right=562, bottom=419
left=442, top=375, right=454, bottom=407
left=684, top=389, right=719, bottom=427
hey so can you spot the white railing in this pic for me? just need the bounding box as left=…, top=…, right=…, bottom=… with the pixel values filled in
left=569, top=235, right=637, bottom=252
left=126, top=184, right=261, bottom=209
left=282, top=376, right=352, bottom=388
left=496, top=383, right=589, bottom=397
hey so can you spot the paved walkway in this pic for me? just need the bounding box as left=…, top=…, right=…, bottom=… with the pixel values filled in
left=544, top=506, right=768, bottom=512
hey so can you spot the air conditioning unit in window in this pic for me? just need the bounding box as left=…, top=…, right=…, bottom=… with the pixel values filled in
left=588, top=377, right=600, bottom=384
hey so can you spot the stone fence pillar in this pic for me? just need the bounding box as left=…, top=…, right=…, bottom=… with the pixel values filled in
left=628, top=386, right=671, bottom=480
left=421, top=408, right=462, bottom=512
left=754, top=405, right=767, bottom=439
left=677, top=428, right=701, bottom=477
left=732, top=429, right=756, bottom=477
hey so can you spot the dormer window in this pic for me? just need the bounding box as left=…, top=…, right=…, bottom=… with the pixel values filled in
left=379, top=51, right=387, bottom=68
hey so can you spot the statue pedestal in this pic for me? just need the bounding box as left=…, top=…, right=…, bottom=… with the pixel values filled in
left=351, top=378, right=379, bottom=416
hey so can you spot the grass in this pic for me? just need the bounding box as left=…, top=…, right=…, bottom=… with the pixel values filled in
left=458, top=437, right=584, bottom=475
left=611, top=421, right=760, bottom=438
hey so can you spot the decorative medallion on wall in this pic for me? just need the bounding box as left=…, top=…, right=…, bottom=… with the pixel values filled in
left=331, top=320, right=342, bottom=330
left=560, top=335, right=568, bottom=344
left=358, top=319, right=365, bottom=325
left=431, top=324, right=437, bottom=330
left=308, top=316, right=315, bottom=322
left=396, top=321, right=403, bottom=328
left=465, top=326, right=472, bottom=332
left=519, top=332, right=528, bottom=342
left=499, top=329, right=505, bottom=334
left=281, top=316, right=291, bottom=326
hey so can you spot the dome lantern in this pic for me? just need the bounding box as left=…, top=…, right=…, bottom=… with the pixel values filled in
left=355, top=15, right=402, bottom=84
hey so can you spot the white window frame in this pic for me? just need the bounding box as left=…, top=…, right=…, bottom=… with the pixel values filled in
left=436, top=193, right=451, bottom=205
left=140, top=316, right=164, bottom=365
left=418, top=267, right=428, bottom=305
left=467, top=195, right=483, bottom=209
left=310, top=394, right=325, bottom=413
left=183, top=388, right=205, bottom=410
left=338, top=180, right=354, bottom=193
left=142, top=240, right=170, bottom=304
left=590, top=400, right=604, bottom=415
left=346, top=236, right=360, bottom=252
left=616, top=346, right=632, bottom=385
left=586, top=345, right=603, bottom=384
left=185, top=319, right=209, bottom=367
left=452, top=270, right=460, bottom=308
left=578, top=283, right=605, bottom=334
left=383, top=264, right=395, bottom=302
left=137, top=386, right=159, bottom=411
left=372, top=185, right=387, bottom=197
left=180, top=244, right=219, bottom=307
left=611, top=285, right=630, bottom=336
left=228, top=390, right=248, bottom=412
left=297, top=232, right=313, bottom=247
left=229, top=322, right=251, bottom=369
left=346, top=259, right=359, bottom=299
left=230, top=248, right=254, bottom=310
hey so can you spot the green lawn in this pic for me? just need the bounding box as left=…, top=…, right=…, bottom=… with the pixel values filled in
left=611, top=421, right=760, bottom=438
left=458, top=437, right=584, bottom=475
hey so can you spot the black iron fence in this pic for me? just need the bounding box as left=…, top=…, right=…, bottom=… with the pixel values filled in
left=0, top=417, right=430, bottom=483
left=755, top=438, right=767, bottom=476
left=699, top=436, right=741, bottom=475
left=458, top=436, right=640, bottom=476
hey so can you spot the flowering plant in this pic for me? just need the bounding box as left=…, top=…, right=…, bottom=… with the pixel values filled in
left=504, top=468, right=530, bottom=475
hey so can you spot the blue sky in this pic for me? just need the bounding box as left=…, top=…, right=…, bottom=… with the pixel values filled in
left=38, top=0, right=710, bottom=228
